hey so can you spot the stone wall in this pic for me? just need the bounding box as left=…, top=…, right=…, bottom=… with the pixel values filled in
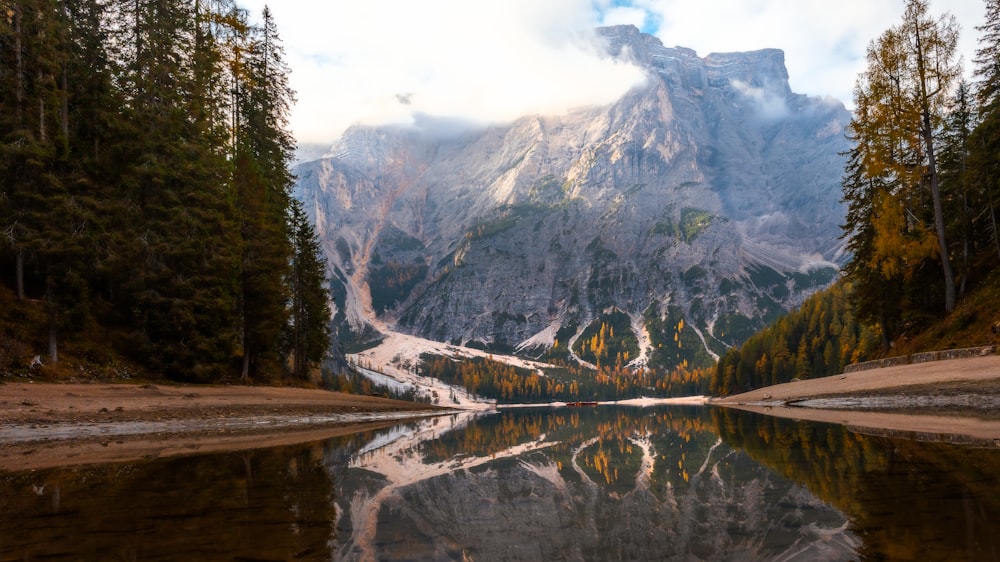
left=843, top=346, right=998, bottom=374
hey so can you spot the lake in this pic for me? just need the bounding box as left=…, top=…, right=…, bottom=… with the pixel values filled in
left=2, top=406, right=998, bottom=561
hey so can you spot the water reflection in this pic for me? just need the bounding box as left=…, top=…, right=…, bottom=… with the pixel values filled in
left=713, top=408, right=1000, bottom=561
left=333, top=407, right=856, bottom=561
left=1, top=407, right=997, bottom=561
left=1, top=440, right=340, bottom=560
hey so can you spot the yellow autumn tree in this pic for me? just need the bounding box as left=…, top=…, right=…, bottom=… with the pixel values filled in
left=849, top=0, right=960, bottom=312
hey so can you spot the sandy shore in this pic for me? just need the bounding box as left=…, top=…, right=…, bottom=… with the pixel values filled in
left=2, top=353, right=998, bottom=471
left=713, top=353, right=1000, bottom=446
left=0, top=382, right=451, bottom=472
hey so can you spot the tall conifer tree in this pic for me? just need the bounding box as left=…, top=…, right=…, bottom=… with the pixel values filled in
left=232, top=6, right=297, bottom=380
left=971, top=0, right=1000, bottom=262
left=112, top=0, right=241, bottom=380
left=844, top=0, right=961, bottom=318
left=287, top=199, right=331, bottom=380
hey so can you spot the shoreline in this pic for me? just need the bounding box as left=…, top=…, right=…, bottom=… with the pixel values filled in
left=711, top=353, right=1000, bottom=407
left=3, top=353, right=998, bottom=471
left=711, top=353, right=1000, bottom=446
left=0, top=381, right=453, bottom=472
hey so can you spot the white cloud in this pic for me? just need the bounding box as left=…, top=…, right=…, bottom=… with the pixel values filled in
left=634, top=0, right=984, bottom=110
left=241, top=0, right=647, bottom=143
left=240, top=0, right=986, bottom=144
left=731, top=79, right=789, bottom=120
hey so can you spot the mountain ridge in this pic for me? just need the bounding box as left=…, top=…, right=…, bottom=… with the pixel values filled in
left=294, top=24, right=852, bottom=373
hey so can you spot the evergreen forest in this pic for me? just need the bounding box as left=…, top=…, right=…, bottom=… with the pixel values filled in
left=0, top=0, right=331, bottom=382
left=4, top=0, right=1000, bottom=400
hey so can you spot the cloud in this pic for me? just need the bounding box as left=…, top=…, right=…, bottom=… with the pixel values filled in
left=632, top=0, right=984, bottom=110
left=240, top=0, right=986, bottom=144
left=731, top=79, right=789, bottom=120
left=597, top=4, right=655, bottom=31
left=241, top=0, right=647, bottom=143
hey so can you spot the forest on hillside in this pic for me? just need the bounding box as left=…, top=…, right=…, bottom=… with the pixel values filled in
left=4, top=0, right=1000, bottom=402
left=0, top=0, right=330, bottom=382
left=841, top=0, right=1000, bottom=335
left=713, top=0, right=1000, bottom=396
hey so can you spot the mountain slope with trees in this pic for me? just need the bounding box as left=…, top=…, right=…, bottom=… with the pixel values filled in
left=0, top=0, right=330, bottom=382
left=712, top=0, right=1000, bottom=397
left=842, top=0, right=1000, bottom=343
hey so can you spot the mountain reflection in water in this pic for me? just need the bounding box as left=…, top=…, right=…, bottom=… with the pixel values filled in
left=1, top=406, right=997, bottom=561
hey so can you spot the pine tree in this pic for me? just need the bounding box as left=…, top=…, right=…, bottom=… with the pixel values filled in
left=938, top=81, right=976, bottom=295
left=0, top=0, right=316, bottom=380
left=286, top=199, right=331, bottom=380
left=970, top=0, right=1000, bottom=263
left=1, top=0, right=61, bottom=300
left=232, top=6, right=296, bottom=380
left=112, top=0, right=240, bottom=380
left=0, top=0, right=102, bottom=363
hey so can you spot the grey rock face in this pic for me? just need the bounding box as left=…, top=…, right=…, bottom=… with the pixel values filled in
left=295, top=24, right=850, bottom=367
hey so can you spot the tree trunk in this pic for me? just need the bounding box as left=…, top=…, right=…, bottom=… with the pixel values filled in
left=922, top=118, right=956, bottom=313
left=38, top=98, right=46, bottom=142
left=46, top=277, right=58, bottom=364
left=48, top=321, right=58, bottom=364
left=991, top=195, right=1000, bottom=261
left=14, top=2, right=23, bottom=127
left=16, top=249, right=25, bottom=300
left=911, top=3, right=956, bottom=313
left=960, top=191, right=968, bottom=297
left=60, top=64, right=69, bottom=150
left=241, top=346, right=250, bottom=383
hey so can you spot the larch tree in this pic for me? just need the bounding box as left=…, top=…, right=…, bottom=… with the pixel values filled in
left=841, top=100, right=900, bottom=350
left=845, top=0, right=961, bottom=314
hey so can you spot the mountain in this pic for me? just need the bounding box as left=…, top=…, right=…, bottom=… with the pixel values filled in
left=294, top=25, right=852, bottom=373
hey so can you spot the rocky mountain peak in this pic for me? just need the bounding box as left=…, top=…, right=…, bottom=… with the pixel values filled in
left=295, top=26, right=851, bottom=374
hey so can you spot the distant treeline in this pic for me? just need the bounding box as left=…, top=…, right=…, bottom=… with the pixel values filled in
left=0, top=0, right=330, bottom=381
left=419, top=353, right=709, bottom=403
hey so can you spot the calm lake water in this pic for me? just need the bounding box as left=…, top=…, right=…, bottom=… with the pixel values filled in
left=2, top=406, right=998, bottom=561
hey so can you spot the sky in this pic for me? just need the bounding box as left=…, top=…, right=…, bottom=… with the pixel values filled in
left=238, top=0, right=988, bottom=145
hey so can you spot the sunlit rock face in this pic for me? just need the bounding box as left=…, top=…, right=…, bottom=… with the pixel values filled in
left=295, top=24, right=851, bottom=367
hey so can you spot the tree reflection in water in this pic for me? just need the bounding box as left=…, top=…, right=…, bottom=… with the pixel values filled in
left=0, top=439, right=343, bottom=560
left=335, top=407, right=858, bottom=561
left=2, top=407, right=995, bottom=561
left=712, top=408, right=1000, bottom=561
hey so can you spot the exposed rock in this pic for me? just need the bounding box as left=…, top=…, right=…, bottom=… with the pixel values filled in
left=295, top=25, right=851, bottom=370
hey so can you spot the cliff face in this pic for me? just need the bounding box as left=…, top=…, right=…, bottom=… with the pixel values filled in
left=295, top=25, right=851, bottom=369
